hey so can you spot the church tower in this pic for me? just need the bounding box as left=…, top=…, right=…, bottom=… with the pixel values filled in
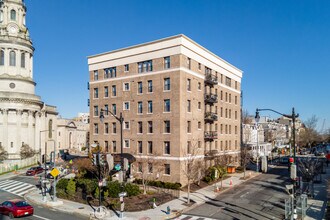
left=0, top=0, right=58, bottom=161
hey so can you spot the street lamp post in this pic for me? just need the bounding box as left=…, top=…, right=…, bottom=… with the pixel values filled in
left=256, top=107, right=299, bottom=219
left=100, top=109, right=124, bottom=182
left=255, top=112, right=260, bottom=172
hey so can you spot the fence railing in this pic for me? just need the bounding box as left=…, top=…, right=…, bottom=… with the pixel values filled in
left=0, top=156, right=38, bottom=174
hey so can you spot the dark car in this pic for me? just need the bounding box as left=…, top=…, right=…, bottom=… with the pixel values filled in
left=0, top=199, right=34, bottom=218
left=26, top=166, right=44, bottom=176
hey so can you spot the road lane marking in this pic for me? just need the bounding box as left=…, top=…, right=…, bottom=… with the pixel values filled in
left=33, top=214, right=52, bottom=220
left=12, top=184, right=35, bottom=194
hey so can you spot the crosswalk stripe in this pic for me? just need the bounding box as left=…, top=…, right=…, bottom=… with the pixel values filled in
left=0, top=180, right=36, bottom=197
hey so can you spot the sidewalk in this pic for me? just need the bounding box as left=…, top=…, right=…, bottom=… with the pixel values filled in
left=304, top=164, right=330, bottom=220
left=25, top=170, right=260, bottom=220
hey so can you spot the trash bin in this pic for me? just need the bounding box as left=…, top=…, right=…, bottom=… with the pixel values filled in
left=227, top=166, right=236, bottom=173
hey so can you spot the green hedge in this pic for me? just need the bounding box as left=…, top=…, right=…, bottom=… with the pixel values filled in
left=133, top=179, right=181, bottom=190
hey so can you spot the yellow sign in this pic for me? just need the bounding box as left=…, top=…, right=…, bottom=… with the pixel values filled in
left=50, top=168, right=60, bottom=177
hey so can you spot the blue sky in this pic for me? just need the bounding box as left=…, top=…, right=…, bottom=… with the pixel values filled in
left=25, top=0, right=330, bottom=130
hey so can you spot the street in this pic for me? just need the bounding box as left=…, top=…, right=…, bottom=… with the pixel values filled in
left=0, top=173, right=87, bottom=220
left=183, top=166, right=290, bottom=220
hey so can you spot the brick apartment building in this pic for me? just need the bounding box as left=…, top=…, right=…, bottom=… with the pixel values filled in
left=87, top=35, right=243, bottom=185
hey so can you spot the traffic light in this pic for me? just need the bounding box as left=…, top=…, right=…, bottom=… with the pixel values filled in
left=99, top=154, right=106, bottom=166
left=92, top=153, right=99, bottom=166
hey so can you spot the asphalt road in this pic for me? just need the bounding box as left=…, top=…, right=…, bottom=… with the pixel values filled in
left=184, top=166, right=291, bottom=220
left=0, top=173, right=87, bottom=220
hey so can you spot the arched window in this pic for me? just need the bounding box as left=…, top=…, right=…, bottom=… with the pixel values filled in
left=48, top=119, right=53, bottom=139
left=0, top=10, right=3, bottom=23
left=10, top=9, right=16, bottom=21
left=21, top=52, right=25, bottom=68
left=9, top=50, right=16, bottom=66
left=0, top=50, right=4, bottom=65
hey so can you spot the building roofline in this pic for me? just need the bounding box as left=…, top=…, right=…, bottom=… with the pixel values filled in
left=87, top=34, right=243, bottom=74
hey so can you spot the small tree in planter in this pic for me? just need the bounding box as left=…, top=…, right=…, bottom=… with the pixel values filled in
left=0, top=145, right=8, bottom=162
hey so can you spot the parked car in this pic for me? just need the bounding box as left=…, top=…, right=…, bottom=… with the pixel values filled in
left=279, top=156, right=289, bottom=164
left=26, top=166, right=44, bottom=176
left=0, top=199, right=34, bottom=218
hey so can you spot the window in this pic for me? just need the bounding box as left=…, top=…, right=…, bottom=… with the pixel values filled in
left=138, top=121, right=143, bottom=133
left=148, top=163, right=153, bottom=173
left=187, top=141, right=191, bottom=154
left=138, top=162, right=142, bottom=172
left=225, top=92, right=228, bottom=102
left=164, top=142, right=170, bottom=155
left=105, top=141, right=109, bottom=152
left=138, top=141, right=143, bottom=154
left=104, top=86, right=109, bottom=97
left=187, top=100, right=191, bottom=112
left=0, top=10, right=3, bottom=23
left=137, top=81, right=143, bottom=94
left=113, top=141, right=117, bottom=152
left=164, top=99, right=170, bottom=112
left=94, top=70, right=98, bottom=80
left=124, top=121, right=130, bottom=129
left=220, top=74, right=223, bottom=83
left=112, top=85, right=116, bottom=96
left=205, top=67, right=212, bottom=75
left=21, top=53, right=25, bottom=68
left=112, top=104, right=117, bottom=115
left=220, top=91, right=223, bottom=100
left=235, top=96, right=238, bottom=105
left=138, top=101, right=143, bottom=114
left=94, top=106, right=99, bottom=116
left=198, top=141, right=201, bottom=148
left=187, top=57, right=191, bottom=69
left=235, top=126, right=238, bottom=134
left=138, top=60, right=152, bottom=73
left=104, top=67, right=116, bottom=78
left=235, top=81, right=238, bottom=89
left=94, top=88, right=98, bottom=98
left=164, top=56, right=170, bottom=69
left=198, top=102, right=201, bottom=110
left=148, top=141, right=153, bottom=154
left=123, top=82, right=130, bottom=91
left=112, top=122, right=117, bottom=134
left=229, top=109, right=232, bottom=118
left=124, top=64, right=129, bottom=72
left=198, top=121, right=201, bottom=129
left=225, top=125, right=228, bottom=134
left=124, top=140, right=130, bottom=148
left=225, top=77, right=231, bottom=87
left=220, top=124, right=223, bottom=134
left=229, top=125, right=231, bottom=134
left=220, top=107, right=223, bottom=117
left=187, top=79, right=191, bottom=91
left=148, top=80, right=153, bottom=92
left=198, top=63, right=201, bottom=70
left=10, top=9, right=16, bottom=20
left=198, top=82, right=201, bottom=90
left=105, top=123, right=109, bottom=134
left=104, top=105, right=109, bottom=116
left=148, top=101, right=153, bottom=113
left=164, top=120, right=170, bottom=133
left=229, top=94, right=231, bottom=103
left=9, top=50, right=15, bottom=66
left=164, top=164, right=170, bottom=175
left=164, top=78, right=170, bottom=91
left=235, top=111, right=238, bottom=120
left=123, top=102, right=130, bottom=110
left=0, top=50, right=4, bottom=65
left=187, top=121, right=191, bottom=133
left=94, top=123, right=98, bottom=134
left=148, top=121, right=153, bottom=133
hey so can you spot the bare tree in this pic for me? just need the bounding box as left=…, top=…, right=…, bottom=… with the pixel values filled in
left=20, top=144, right=36, bottom=159
left=214, top=150, right=231, bottom=189
left=240, top=146, right=251, bottom=179
left=242, top=110, right=252, bottom=124
left=134, top=154, right=165, bottom=194
left=298, top=157, right=322, bottom=183
left=298, top=115, right=320, bottom=148
left=0, top=145, right=8, bottom=162
left=181, top=143, right=203, bottom=204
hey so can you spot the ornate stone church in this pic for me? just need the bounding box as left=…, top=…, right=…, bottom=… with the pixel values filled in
left=0, top=0, right=58, bottom=161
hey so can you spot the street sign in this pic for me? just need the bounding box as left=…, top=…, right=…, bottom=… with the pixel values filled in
left=115, top=164, right=121, bottom=171
left=50, top=168, right=60, bottom=178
